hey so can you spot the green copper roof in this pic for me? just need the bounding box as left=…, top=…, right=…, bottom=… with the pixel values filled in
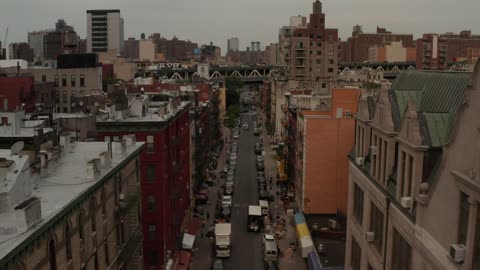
left=390, top=71, right=471, bottom=147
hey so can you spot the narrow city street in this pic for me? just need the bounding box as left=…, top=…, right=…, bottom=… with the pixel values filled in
left=223, top=111, right=264, bottom=270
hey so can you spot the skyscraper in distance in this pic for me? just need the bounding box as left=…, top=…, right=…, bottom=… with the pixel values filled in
left=228, top=37, right=239, bottom=52
left=86, top=9, right=124, bottom=55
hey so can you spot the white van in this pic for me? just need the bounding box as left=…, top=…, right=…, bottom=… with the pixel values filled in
left=259, top=200, right=269, bottom=216
left=262, top=234, right=278, bottom=262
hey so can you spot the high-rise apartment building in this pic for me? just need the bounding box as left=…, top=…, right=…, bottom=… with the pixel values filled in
left=288, top=0, right=338, bottom=84
left=8, top=42, right=34, bottom=62
left=344, top=67, right=480, bottom=270
left=345, top=25, right=414, bottom=62
left=416, top=30, right=480, bottom=70
left=227, top=37, right=239, bottom=52
left=279, top=16, right=307, bottom=67
left=87, top=10, right=124, bottom=55
left=149, top=34, right=197, bottom=61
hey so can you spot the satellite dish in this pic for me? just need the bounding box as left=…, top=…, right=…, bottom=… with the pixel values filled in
left=10, top=141, right=24, bottom=156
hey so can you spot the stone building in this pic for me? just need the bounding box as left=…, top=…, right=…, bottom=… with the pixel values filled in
left=0, top=134, right=144, bottom=270
left=345, top=65, right=480, bottom=269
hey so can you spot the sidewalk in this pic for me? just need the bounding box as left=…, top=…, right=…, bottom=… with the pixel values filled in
left=190, top=127, right=231, bottom=270
left=260, top=114, right=307, bottom=270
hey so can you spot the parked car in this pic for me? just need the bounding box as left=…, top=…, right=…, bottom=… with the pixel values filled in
left=259, top=190, right=274, bottom=201
left=243, top=124, right=249, bottom=130
left=254, top=129, right=260, bottom=136
left=233, top=133, right=239, bottom=139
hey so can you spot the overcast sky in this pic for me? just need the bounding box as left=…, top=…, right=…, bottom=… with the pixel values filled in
left=1, top=0, right=479, bottom=53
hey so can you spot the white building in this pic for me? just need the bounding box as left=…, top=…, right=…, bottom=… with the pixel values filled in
left=139, top=39, right=156, bottom=61
left=227, top=37, right=239, bottom=52
left=86, top=9, right=124, bottom=55
left=28, top=31, right=46, bottom=60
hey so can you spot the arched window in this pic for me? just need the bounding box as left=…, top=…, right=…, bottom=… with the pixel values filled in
left=90, top=198, right=96, bottom=233
left=101, top=188, right=107, bottom=220
left=78, top=212, right=84, bottom=244
left=65, top=224, right=72, bottom=260
left=48, top=239, right=57, bottom=270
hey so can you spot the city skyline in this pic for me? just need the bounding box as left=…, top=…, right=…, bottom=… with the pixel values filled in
left=1, top=0, right=479, bottom=53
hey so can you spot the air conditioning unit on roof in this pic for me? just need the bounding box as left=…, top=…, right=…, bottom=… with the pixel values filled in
left=450, top=244, right=465, bottom=263
left=400, top=196, right=412, bottom=209
left=370, top=146, right=377, bottom=155
left=356, top=157, right=365, bottom=166
left=366, top=232, right=375, bottom=242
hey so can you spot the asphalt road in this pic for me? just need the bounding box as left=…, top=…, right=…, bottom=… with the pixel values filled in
left=223, top=111, right=264, bottom=270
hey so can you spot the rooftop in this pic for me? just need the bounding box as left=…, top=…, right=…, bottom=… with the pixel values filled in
left=0, top=139, right=143, bottom=262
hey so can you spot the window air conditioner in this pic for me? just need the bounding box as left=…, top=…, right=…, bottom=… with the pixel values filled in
left=370, top=146, right=378, bottom=155
left=119, top=193, right=125, bottom=201
left=400, top=196, right=412, bottom=209
left=328, top=219, right=337, bottom=230
left=356, top=157, right=365, bottom=166
left=450, top=244, right=465, bottom=263
left=366, top=232, right=375, bottom=242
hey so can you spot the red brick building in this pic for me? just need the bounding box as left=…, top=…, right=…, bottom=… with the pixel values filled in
left=0, top=74, right=55, bottom=112
left=345, top=25, right=414, bottom=62
left=97, top=96, right=192, bottom=269
left=416, top=30, right=480, bottom=70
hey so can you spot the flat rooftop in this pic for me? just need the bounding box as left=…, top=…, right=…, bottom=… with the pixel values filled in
left=97, top=100, right=191, bottom=123
left=0, top=141, right=143, bottom=261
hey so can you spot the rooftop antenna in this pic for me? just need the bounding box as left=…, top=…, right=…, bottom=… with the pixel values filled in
left=10, top=141, right=24, bottom=156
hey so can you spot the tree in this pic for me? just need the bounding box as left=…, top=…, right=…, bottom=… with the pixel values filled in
left=225, top=77, right=243, bottom=108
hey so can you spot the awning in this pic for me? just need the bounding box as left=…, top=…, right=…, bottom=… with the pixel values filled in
left=174, top=250, right=192, bottom=270
left=182, top=233, right=195, bottom=250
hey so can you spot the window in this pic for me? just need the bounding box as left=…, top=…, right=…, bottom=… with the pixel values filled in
left=78, top=213, right=85, bottom=244
left=65, top=225, right=72, bottom=260
left=351, top=237, right=361, bottom=270
left=328, top=68, right=334, bottom=73
left=370, top=203, right=384, bottom=253
left=391, top=229, right=412, bottom=270
left=473, top=206, right=480, bottom=269
left=104, top=240, right=110, bottom=266
left=1, top=117, right=8, bottom=125
left=42, top=75, right=46, bottom=82
left=329, top=59, right=334, bottom=65
left=71, top=75, right=76, bottom=87
left=316, top=51, right=321, bottom=56
left=80, top=75, right=85, bottom=87
left=146, top=135, right=155, bottom=153
left=316, top=59, right=321, bottom=64
left=62, top=75, right=67, bottom=87
left=90, top=199, right=96, bottom=233
left=54, top=75, right=59, bottom=86
left=321, top=83, right=327, bottom=88
left=353, top=184, right=364, bottom=225
left=328, top=51, right=334, bottom=56
left=48, top=239, right=57, bottom=270
left=317, top=42, right=322, bottom=47
left=150, top=250, right=158, bottom=266
left=101, top=189, right=107, bottom=219
left=146, top=165, right=156, bottom=182
left=94, top=252, right=99, bottom=270
left=148, top=224, right=156, bottom=240
left=147, top=196, right=156, bottom=212
left=458, top=192, right=469, bottom=245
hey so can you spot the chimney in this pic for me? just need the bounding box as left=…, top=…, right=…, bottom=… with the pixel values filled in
left=99, top=151, right=111, bottom=169
left=39, top=150, right=48, bottom=177
left=15, top=197, right=42, bottom=232
left=126, top=134, right=136, bottom=147
left=86, top=158, right=101, bottom=179
left=112, top=139, right=127, bottom=155
left=59, top=133, right=71, bottom=153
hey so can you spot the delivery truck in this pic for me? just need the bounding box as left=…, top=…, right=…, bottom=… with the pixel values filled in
left=215, top=223, right=232, bottom=257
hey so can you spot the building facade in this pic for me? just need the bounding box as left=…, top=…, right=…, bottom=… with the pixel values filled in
left=416, top=31, right=480, bottom=70
left=8, top=43, right=34, bottom=62
left=289, top=0, right=338, bottom=84
left=97, top=96, right=192, bottom=269
left=227, top=37, right=239, bottom=52
left=87, top=10, right=124, bottom=55
left=345, top=26, right=414, bottom=63
left=139, top=39, right=156, bottom=61
left=294, top=89, right=359, bottom=214
left=344, top=69, right=478, bottom=270
left=368, top=41, right=416, bottom=63
left=124, top=38, right=140, bottom=59
left=0, top=136, right=144, bottom=270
